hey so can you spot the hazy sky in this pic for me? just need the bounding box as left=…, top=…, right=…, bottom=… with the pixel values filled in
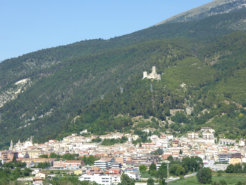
left=0, top=0, right=212, bottom=62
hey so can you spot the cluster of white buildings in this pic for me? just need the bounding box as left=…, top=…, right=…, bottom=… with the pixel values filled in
left=1, top=127, right=246, bottom=185
left=6, top=128, right=246, bottom=167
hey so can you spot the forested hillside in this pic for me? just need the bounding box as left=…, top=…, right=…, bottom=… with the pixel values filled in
left=0, top=1, right=246, bottom=148
left=67, top=32, right=246, bottom=140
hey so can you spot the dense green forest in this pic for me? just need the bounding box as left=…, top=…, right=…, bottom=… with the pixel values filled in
left=65, top=32, right=246, bottom=139
left=0, top=4, right=246, bottom=147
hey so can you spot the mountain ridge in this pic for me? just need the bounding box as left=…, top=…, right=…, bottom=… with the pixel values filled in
left=157, top=0, right=246, bottom=25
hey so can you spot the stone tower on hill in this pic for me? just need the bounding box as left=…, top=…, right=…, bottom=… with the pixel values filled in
left=143, top=66, right=161, bottom=80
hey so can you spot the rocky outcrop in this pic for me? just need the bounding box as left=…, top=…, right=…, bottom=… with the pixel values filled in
left=0, top=78, right=31, bottom=108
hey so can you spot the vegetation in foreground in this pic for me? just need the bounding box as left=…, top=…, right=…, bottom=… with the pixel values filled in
left=140, top=156, right=203, bottom=180
left=0, top=160, right=31, bottom=185
left=169, top=173, right=246, bottom=185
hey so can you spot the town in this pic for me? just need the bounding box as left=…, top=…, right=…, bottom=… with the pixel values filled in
left=1, top=127, right=246, bottom=185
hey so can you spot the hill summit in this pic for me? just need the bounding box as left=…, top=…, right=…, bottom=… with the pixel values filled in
left=157, top=0, right=246, bottom=24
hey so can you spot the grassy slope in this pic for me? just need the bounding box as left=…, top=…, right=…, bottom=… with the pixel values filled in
left=169, top=174, right=246, bottom=185
left=162, top=57, right=216, bottom=90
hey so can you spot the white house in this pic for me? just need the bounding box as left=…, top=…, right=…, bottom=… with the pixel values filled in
left=35, top=172, right=46, bottom=179
left=79, top=174, right=120, bottom=185
left=187, top=132, right=199, bottom=139
left=239, top=139, right=245, bottom=147
left=94, top=158, right=114, bottom=169
left=219, top=139, right=236, bottom=146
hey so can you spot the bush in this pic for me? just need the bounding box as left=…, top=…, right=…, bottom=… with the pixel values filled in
left=217, top=171, right=222, bottom=176
left=157, top=163, right=167, bottom=179
left=149, top=163, right=157, bottom=176
left=196, top=168, right=212, bottom=184
left=118, top=174, right=135, bottom=185
left=139, top=165, right=147, bottom=173
left=225, top=164, right=235, bottom=173
left=219, top=180, right=227, bottom=185
left=236, top=181, right=244, bottom=185
left=170, top=164, right=185, bottom=176
left=147, top=178, right=154, bottom=185
left=91, top=137, right=102, bottom=143
left=82, top=156, right=99, bottom=166
left=36, top=162, right=51, bottom=169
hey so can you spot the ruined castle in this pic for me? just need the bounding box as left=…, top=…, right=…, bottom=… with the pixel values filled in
left=143, top=66, right=161, bottom=80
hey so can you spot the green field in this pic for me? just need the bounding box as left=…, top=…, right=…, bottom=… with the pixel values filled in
left=168, top=174, right=246, bottom=185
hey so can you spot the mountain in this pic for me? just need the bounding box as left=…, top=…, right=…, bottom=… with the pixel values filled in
left=67, top=32, right=246, bottom=140
left=0, top=0, right=246, bottom=148
left=157, top=0, right=246, bottom=24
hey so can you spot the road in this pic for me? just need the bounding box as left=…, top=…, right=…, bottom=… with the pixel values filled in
left=166, top=172, right=197, bottom=183
left=140, top=172, right=197, bottom=184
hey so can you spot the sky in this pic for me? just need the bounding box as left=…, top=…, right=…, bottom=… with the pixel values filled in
left=0, top=0, right=212, bottom=62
